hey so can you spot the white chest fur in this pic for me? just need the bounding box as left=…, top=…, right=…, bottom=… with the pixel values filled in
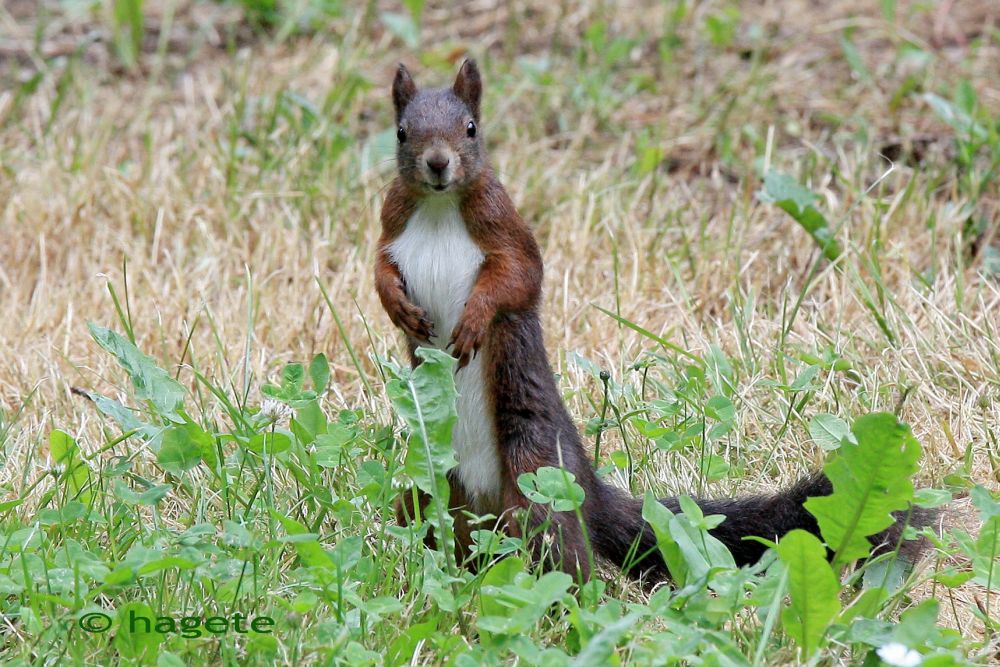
left=387, top=196, right=502, bottom=510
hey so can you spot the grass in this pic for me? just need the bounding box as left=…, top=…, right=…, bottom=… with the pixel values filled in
left=0, top=0, right=998, bottom=665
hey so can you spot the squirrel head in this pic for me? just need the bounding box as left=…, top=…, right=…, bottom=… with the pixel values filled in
left=392, top=59, right=485, bottom=195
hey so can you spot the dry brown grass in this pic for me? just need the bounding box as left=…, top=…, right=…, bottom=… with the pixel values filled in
left=0, top=0, right=998, bottom=650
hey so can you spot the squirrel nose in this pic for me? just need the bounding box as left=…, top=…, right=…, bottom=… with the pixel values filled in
left=426, top=155, right=450, bottom=175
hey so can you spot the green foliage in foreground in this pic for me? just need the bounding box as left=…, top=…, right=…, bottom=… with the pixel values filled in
left=0, top=326, right=995, bottom=666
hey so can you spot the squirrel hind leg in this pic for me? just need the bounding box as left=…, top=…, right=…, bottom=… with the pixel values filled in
left=394, top=475, right=478, bottom=568
left=500, top=485, right=592, bottom=582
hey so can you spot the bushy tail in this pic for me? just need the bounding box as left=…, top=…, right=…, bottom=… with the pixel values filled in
left=587, top=472, right=937, bottom=583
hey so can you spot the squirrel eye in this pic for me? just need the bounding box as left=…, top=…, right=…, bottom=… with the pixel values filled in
left=466, top=120, right=476, bottom=138
left=397, top=126, right=406, bottom=143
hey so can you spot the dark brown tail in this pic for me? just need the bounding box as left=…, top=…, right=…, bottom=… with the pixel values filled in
left=586, top=472, right=937, bottom=583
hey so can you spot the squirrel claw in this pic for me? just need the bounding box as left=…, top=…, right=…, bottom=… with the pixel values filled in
left=417, top=317, right=434, bottom=340
left=448, top=300, right=487, bottom=369
left=454, top=348, right=477, bottom=371
left=450, top=335, right=481, bottom=372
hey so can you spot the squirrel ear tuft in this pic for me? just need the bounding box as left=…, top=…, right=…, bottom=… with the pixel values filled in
left=453, top=59, right=482, bottom=121
left=393, top=64, right=417, bottom=121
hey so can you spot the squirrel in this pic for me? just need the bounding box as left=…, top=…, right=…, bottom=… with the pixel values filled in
left=374, top=59, right=935, bottom=582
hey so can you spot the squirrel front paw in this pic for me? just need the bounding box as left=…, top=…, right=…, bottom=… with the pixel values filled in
left=449, top=306, right=488, bottom=370
left=389, top=297, right=435, bottom=342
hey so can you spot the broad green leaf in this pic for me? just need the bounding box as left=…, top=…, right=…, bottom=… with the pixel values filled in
left=839, top=587, right=888, bottom=624
left=287, top=591, right=319, bottom=614
left=517, top=467, right=586, bottom=512
left=113, top=601, right=160, bottom=661
left=0, top=575, right=24, bottom=595
left=247, top=431, right=293, bottom=455
left=476, top=571, right=572, bottom=635
left=293, top=399, right=327, bottom=443
left=862, top=556, right=910, bottom=593
left=572, top=611, right=644, bottom=667
left=312, top=423, right=352, bottom=467
left=777, top=529, right=841, bottom=657
left=704, top=395, right=735, bottom=422
left=119, top=544, right=196, bottom=577
left=805, top=413, right=921, bottom=565
left=83, top=390, right=155, bottom=436
left=283, top=363, right=305, bottom=393
left=385, top=348, right=458, bottom=500
left=642, top=493, right=736, bottom=587
left=892, top=599, right=940, bottom=647
left=309, top=353, right=331, bottom=393
left=677, top=495, right=726, bottom=532
left=478, top=557, right=526, bottom=645
left=260, top=383, right=283, bottom=399
left=701, top=454, right=730, bottom=481
left=757, top=171, right=842, bottom=261
left=36, top=501, right=88, bottom=526
left=104, top=566, right=137, bottom=586
left=387, top=622, right=437, bottom=666
left=50, top=429, right=92, bottom=504
left=809, top=413, right=851, bottom=451
left=609, top=449, right=629, bottom=469
left=933, top=567, right=974, bottom=588
left=384, top=348, right=459, bottom=560
left=44, top=567, right=82, bottom=594
left=759, top=169, right=818, bottom=213
left=88, top=323, right=185, bottom=417
left=262, top=362, right=317, bottom=403
left=913, top=488, right=951, bottom=509
left=970, top=484, right=1000, bottom=521
left=360, top=596, right=403, bottom=624
left=971, top=517, right=998, bottom=588
left=156, top=422, right=210, bottom=474
left=271, top=510, right=332, bottom=569
left=641, top=493, right=687, bottom=585
left=17, top=606, right=41, bottom=634
left=221, top=520, right=254, bottom=549
left=670, top=496, right=736, bottom=576
left=178, top=523, right=214, bottom=541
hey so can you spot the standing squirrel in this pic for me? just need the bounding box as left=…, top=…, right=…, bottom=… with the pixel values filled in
left=375, top=60, right=933, bottom=582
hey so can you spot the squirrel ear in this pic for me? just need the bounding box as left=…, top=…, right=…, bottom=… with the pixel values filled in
left=392, top=64, right=417, bottom=121
left=453, top=59, right=482, bottom=121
